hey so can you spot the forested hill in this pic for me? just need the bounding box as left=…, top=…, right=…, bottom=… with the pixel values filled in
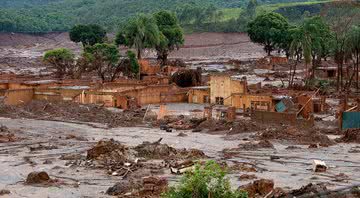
left=0, top=0, right=329, bottom=32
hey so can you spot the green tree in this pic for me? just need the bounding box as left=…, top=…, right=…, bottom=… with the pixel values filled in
left=69, top=24, right=107, bottom=46
left=153, top=11, right=184, bottom=66
left=247, top=12, right=289, bottom=56
left=117, top=14, right=160, bottom=59
left=162, top=161, right=248, bottom=198
left=127, top=50, right=140, bottom=78
left=43, top=48, right=75, bottom=78
left=346, top=25, right=360, bottom=90
left=303, top=17, right=332, bottom=69
left=85, top=43, right=120, bottom=82
left=288, top=26, right=312, bottom=86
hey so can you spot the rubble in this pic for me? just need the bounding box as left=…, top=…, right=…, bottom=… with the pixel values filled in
left=239, top=140, right=275, bottom=150
left=284, top=183, right=327, bottom=197
left=239, top=179, right=275, bottom=198
left=106, top=176, right=168, bottom=197
left=337, top=129, right=360, bottom=143
left=0, top=101, right=144, bottom=128
left=0, top=125, right=18, bottom=143
left=106, top=180, right=138, bottom=196
left=258, top=126, right=335, bottom=145
left=134, top=138, right=206, bottom=160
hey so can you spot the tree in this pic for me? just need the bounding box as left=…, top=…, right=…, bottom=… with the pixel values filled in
left=43, top=48, right=75, bottom=78
left=322, top=0, right=360, bottom=91
left=127, top=50, right=140, bottom=78
left=300, top=16, right=332, bottom=78
left=117, top=14, right=160, bottom=59
left=346, top=25, right=360, bottom=90
left=162, top=160, right=248, bottom=198
left=302, top=16, right=333, bottom=78
left=247, top=12, right=289, bottom=56
left=288, top=26, right=311, bottom=87
left=69, top=24, right=106, bottom=46
left=153, top=11, right=184, bottom=66
left=85, top=43, right=121, bottom=82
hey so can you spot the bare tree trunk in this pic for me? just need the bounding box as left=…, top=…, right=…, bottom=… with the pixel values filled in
left=357, top=52, right=359, bottom=90
left=137, top=48, right=142, bottom=60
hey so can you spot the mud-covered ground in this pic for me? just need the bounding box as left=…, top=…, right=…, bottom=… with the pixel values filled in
left=0, top=32, right=265, bottom=75
left=1, top=114, right=360, bottom=197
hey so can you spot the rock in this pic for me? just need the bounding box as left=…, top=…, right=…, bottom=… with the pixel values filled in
left=0, top=189, right=10, bottom=195
left=26, top=171, right=50, bottom=184
left=239, top=179, right=274, bottom=197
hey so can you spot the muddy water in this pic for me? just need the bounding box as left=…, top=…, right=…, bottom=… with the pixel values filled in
left=0, top=118, right=359, bottom=197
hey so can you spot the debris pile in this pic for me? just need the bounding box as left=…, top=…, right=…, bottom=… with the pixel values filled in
left=106, top=176, right=168, bottom=197
left=239, top=140, right=275, bottom=150
left=239, top=179, right=275, bottom=197
left=135, top=138, right=206, bottom=160
left=194, top=119, right=263, bottom=134
left=258, top=126, right=335, bottom=145
left=337, top=129, right=360, bottom=143
left=158, top=116, right=206, bottom=130
left=0, top=100, right=144, bottom=127
left=0, top=125, right=18, bottom=143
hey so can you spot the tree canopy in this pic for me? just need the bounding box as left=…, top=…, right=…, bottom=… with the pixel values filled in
left=43, top=48, right=75, bottom=78
left=85, top=43, right=121, bottom=82
left=117, top=14, right=160, bottom=59
left=154, top=11, right=184, bottom=66
left=247, top=12, right=290, bottom=55
left=69, top=24, right=106, bottom=46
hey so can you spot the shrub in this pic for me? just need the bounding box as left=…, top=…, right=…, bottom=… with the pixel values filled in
left=162, top=160, right=248, bottom=198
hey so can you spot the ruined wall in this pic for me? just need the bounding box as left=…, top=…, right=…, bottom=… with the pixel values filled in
left=252, top=111, right=297, bottom=124
left=4, top=89, right=34, bottom=105
left=210, top=75, right=246, bottom=106
left=297, top=95, right=313, bottom=119
left=118, top=85, right=187, bottom=106
left=139, top=59, right=161, bottom=75
left=75, top=92, right=115, bottom=107
left=251, top=111, right=314, bottom=127
left=34, top=88, right=83, bottom=101
left=232, top=94, right=274, bottom=111
left=161, top=92, right=187, bottom=103
left=188, top=88, right=210, bottom=104
left=142, top=76, right=169, bottom=84
left=270, top=57, right=288, bottom=65
left=33, top=91, right=62, bottom=101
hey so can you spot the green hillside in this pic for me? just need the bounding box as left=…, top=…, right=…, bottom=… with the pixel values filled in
left=0, top=0, right=334, bottom=32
